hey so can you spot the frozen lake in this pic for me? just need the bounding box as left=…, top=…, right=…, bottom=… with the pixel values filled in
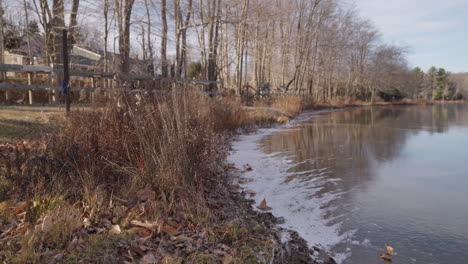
left=229, top=104, right=468, bottom=263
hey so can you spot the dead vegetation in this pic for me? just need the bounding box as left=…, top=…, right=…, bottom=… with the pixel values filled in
left=0, top=106, right=64, bottom=144
left=0, top=92, right=309, bottom=263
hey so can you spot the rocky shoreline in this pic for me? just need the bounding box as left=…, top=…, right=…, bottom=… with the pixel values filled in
left=219, top=125, right=338, bottom=264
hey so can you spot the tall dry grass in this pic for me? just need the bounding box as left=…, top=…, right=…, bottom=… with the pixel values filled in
left=2, top=91, right=252, bottom=210
left=270, top=95, right=304, bottom=117
left=0, top=91, right=308, bottom=262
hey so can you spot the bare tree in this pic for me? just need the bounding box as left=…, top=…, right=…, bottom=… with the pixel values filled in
left=115, top=0, right=135, bottom=73
left=161, top=0, right=168, bottom=77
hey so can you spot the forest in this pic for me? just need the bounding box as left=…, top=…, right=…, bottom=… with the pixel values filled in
left=0, top=0, right=466, bottom=102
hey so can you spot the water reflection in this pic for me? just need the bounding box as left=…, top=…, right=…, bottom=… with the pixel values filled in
left=256, top=104, right=468, bottom=264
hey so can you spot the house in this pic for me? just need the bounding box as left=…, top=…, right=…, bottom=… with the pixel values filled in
left=70, top=45, right=148, bottom=75
left=3, top=51, right=27, bottom=77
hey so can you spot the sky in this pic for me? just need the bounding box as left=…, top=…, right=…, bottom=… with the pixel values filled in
left=353, top=0, right=468, bottom=73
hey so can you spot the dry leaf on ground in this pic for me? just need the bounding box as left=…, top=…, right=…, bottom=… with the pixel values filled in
left=109, top=224, right=121, bottom=234
left=244, top=189, right=256, bottom=195
left=257, top=198, right=272, bottom=211
left=386, top=245, right=394, bottom=254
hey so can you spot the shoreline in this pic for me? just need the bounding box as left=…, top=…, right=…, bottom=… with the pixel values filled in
left=226, top=109, right=343, bottom=264
left=0, top=98, right=464, bottom=263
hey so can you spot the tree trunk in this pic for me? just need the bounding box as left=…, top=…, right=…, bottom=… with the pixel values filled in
left=160, top=0, right=168, bottom=78
left=116, top=0, right=135, bottom=73
left=144, top=0, right=154, bottom=75
left=68, top=0, right=80, bottom=49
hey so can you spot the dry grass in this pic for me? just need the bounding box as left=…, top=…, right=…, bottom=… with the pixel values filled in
left=308, top=98, right=367, bottom=109
left=0, top=106, right=65, bottom=143
left=269, top=95, right=304, bottom=117
left=0, top=91, right=307, bottom=263
left=1, top=91, right=256, bottom=210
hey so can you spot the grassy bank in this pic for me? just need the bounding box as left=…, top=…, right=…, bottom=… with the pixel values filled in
left=1, top=94, right=449, bottom=263
left=0, top=92, right=308, bottom=263
left=0, top=106, right=64, bottom=143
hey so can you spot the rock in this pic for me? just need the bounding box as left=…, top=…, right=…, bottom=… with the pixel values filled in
left=324, top=256, right=337, bottom=264
left=276, top=217, right=286, bottom=224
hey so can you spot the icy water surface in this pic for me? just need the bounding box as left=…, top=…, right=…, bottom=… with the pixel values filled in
left=228, top=104, right=468, bottom=264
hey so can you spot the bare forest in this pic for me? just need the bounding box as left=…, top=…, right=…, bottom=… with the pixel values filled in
left=1, top=0, right=466, bottom=102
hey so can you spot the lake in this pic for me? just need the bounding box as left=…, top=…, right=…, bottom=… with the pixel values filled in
left=228, top=104, right=468, bottom=264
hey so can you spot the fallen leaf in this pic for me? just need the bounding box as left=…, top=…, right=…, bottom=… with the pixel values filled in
left=140, top=252, right=157, bottom=264
left=41, top=216, right=53, bottom=233
left=244, top=189, right=256, bottom=195
left=83, top=218, right=91, bottom=228
left=258, top=199, right=267, bottom=208
left=131, top=243, right=147, bottom=256
left=161, top=225, right=179, bottom=235
left=67, top=237, right=80, bottom=252
left=237, top=178, right=250, bottom=184
left=131, top=220, right=160, bottom=232
left=162, top=255, right=182, bottom=264
left=277, top=116, right=289, bottom=124
left=223, top=255, right=234, bottom=264
left=0, top=200, right=14, bottom=211
left=213, top=249, right=226, bottom=256
left=50, top=253, right=64, bottom=264
left=7, top=201, right=29, bottom=214
left=379, top=253, right=392, bottom=261
left=127, top=226, right=147, bottom=235
left=172, top=235, right=194, bottom=243
left=109, top=224, right=122, bottom=235
left=257, top=198, right=270, bottom=210
left=386, top=246, right=394, bottom=254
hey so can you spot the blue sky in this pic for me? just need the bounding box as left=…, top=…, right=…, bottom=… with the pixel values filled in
left=353, top=0, right=468, bottom=73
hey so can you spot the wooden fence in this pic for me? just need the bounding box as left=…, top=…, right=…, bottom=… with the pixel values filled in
left=0, top=63, right=223, bottom=104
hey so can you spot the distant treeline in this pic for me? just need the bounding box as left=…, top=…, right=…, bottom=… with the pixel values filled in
left=1, top=0, right=465, bottom=102
left=404, top=67, right=465, bottom=101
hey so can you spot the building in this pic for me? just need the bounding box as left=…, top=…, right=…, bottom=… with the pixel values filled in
left=3, top=51, right=27, bottom=77
left=70, top=45, right=147, bottom=75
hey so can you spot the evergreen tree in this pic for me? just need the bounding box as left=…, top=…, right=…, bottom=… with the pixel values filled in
left=411, top=67, right=425, bottom=98
left=27, top=20, right=40, bottom=35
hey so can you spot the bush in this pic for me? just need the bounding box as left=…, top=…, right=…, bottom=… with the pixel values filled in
left=188, top=61, right=202, bottom=79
